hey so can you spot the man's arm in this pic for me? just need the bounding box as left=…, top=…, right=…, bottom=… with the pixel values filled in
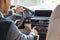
left=19, top=31, right=35, bottom=40
left=6, top=22, right=36, bottom=40
left=6, top=22, right=20, bottom=40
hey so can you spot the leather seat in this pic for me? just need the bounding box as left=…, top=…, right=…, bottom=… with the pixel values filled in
left=46, top=5, right=60, bottom=40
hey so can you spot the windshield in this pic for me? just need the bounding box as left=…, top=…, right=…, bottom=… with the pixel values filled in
left=11, top=0, right=60, bottom=10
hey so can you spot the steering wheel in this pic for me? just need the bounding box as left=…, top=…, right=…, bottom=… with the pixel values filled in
left=23, top=7, right=35, bottom=18
left=6, top=7, right=35, bottom=29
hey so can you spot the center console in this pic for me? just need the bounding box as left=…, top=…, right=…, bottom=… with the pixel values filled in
left=31, top=10, right=52, bottom=40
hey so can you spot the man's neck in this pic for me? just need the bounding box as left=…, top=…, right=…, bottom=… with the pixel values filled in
left=2, top=12, right=8, bottom=16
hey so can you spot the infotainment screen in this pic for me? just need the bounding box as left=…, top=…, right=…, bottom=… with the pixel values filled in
left=35, top=10, right=52, bottom=17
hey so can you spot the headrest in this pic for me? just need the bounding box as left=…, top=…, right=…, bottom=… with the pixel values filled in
left=46, top=5, right=60, bottom=40
left=50, top=5, right=60, bottom=21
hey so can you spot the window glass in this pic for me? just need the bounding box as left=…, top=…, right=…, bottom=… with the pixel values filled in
left=11, top=0, right=60, bottom=10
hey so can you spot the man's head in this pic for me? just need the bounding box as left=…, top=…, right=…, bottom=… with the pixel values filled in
left=0, top=0, right=11, bottom=14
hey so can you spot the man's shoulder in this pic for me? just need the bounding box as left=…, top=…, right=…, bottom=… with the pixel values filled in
left=0, top=18, right=13, bottom=25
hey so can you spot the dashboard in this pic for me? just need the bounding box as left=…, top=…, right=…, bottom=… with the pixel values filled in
left=31, top=16, right=49, bottom=40
left=30, top=10, right=52, bottom=40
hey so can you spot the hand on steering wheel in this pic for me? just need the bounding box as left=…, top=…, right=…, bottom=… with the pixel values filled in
left=15, top=6, right=25, bottom=13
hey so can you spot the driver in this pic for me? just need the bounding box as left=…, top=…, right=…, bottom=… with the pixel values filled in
left=0, top=0, right=38, bottom=40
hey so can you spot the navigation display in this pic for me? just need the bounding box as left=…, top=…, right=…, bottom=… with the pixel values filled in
left=35, top=10, right=52, bottom=17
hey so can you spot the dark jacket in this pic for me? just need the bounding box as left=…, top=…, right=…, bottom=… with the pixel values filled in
left=0, top=12, right=35, bottom=40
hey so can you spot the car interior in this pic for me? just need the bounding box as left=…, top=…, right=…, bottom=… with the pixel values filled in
left=0, top=0, right=60, bottom=40
left=8, top=6, right=52, bottom=40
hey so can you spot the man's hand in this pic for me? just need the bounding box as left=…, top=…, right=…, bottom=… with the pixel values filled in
left=15, top=6, right=25, bottom=13
left=31, top=27, right=38, bottom=36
